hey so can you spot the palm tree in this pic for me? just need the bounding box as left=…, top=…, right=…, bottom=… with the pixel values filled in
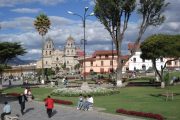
left=34, top=13, right=51, bottom=81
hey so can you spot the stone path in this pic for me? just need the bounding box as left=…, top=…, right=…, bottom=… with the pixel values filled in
left=0, top=97, right=144, bottom=120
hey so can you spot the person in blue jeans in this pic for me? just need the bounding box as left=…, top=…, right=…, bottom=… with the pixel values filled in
left=83, top=95, right=94, bottom=111
left=77, top=94, right=83, bottom=110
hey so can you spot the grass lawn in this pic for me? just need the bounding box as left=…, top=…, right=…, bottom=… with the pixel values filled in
left=2, top=85, right=180, bottom=120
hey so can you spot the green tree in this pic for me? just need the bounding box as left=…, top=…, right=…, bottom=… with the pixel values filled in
left=34, top=13, right=51, bottom=80
left=94, top=0, right=168, bottom=86
left=0, top=42, right=25, bottom=89
left=0, top=42, right=26, bottom=64
left=140, top=34, right=180, bottom=87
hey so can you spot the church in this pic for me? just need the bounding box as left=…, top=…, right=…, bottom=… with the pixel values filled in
left=36, top=35, right=84, bottom=73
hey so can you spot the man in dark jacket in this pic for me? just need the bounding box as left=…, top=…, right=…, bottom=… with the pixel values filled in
left=18, top=93, right=27, bottom=115
left=45, top=96, right=54, bottom=118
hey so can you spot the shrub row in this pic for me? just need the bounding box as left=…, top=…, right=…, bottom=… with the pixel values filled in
left=44, top=98, right=73, bottom=105
left=51, top=88, right=120, bottom=97
left=6, top=93, right=20, bottom=97
left=116, top=108, right=164, bottom=120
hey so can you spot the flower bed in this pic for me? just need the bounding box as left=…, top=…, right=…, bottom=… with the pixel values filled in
left=51, top=87, right=120, bottom=97
left=44, top=98, right=73, bottom=105
left=6, top=93, right=20, bottom=97
left=116, top=108, right=164, bottom=120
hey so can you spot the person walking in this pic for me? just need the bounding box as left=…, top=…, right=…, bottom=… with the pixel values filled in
left=18, top=93, right=27, bottom=115
left=1, top=101, right=11, bottom=120
left=45, top=96, right=54, bottom=118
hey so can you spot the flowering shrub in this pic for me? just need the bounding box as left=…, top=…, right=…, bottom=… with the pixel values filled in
left=6, top=93, right=20, bottom=97
left=51, top=87, right=120, bottom=97
left=44, top=98, right=73, bottom=105
left=116, top=109, right=164, bottom=120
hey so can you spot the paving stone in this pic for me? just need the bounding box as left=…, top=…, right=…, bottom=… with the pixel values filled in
left=0, top=99, right=144, bottom=120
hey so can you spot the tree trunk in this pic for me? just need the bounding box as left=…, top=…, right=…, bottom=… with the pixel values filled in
left=116, top=43, right=123, bottom=87
left=152, top=59, right=165, bottom=88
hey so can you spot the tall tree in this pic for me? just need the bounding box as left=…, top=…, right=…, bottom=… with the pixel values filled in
left=34, top=13, right=51, bottom=80
left=0, top=42, right=26, bottom=89
left=140, top=34, right=180, bottom=87
left=94, top=0, right=169, bottom=86
left=0, top=42, right=26, bottom=64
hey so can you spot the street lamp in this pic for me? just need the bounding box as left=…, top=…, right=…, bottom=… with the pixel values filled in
left=68, top=7, right=94, bottom=81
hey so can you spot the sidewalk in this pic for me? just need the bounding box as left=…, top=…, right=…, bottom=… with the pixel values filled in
left=0, top=97, right=144, bottom=120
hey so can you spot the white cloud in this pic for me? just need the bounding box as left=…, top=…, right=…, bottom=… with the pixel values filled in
left=1, top=17, right=34, bottom=31
left=1, top=0, right=180, bottom=60
left=0, top=0, right=65, bottom=7
left=11, top=8, right=42, bottom=14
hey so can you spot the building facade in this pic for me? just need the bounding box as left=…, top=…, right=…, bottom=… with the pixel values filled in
left=36, top=36, right=83, bottom=72
left=81, top=43, right=180, bottom=74
left=81, top=50, right=129, bottom=74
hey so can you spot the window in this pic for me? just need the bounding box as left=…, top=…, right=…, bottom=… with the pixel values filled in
left=46, top=61, right=48, bottom=64
left=142, top=65, right=146, bottom=71
left=134, top=67, right=136, bottom=71
left=105, top=55, right=108, bottom=58
left=142, top=59, right=145, bottom=62
left=72, top=50, right=73, bottom=53
left=91, top=61, right=93, bottom=66
left=110, top=60, right=113, bottom=66
left=133, top=58, right=136, bottom=63
left=160, top=58, right=163, bottom=62
left=101, top=61, right=104, bottom=66
left=67, top=61, right=69, bottom=64
left=47, top=45, right=48, bottom=48
left=99, top=55, right=101, bottom=59
left=56, top=57, right=59, bottom=61
left=46, top=51, right=47, bottom=55
left=100, top=68, right=104, bottom=73
left=175, top=61, right=177, bottom=65
left=49, top=51, right=51, bottom=55
left=49, top=45, right=51, bottom=48
left=67, top=50, right=69, bottom=54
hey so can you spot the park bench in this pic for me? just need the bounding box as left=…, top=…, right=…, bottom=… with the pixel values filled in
left=88, top=104, right=93, bottom=111
left=5, top=115, right=19, bottom=120
left=161, top=92, right=174, bottom=101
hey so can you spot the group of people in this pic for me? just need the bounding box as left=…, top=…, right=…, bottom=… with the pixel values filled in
left=77, top=94, right=94, bottom=111
left=1, top=94, right=54, bottom=120
left=1, top=92, right=94, bottom=120
left=1, top=93, right=28, bottom=120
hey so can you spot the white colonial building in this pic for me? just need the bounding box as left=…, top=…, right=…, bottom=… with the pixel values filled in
left=127, top=43, right=166, bottom=71
left=36, top=36, right=84, bottom=72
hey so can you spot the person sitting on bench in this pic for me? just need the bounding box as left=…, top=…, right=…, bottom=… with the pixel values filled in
left=1, top=101, right=11, bottom=120
left=83, top=95, right=94, bottom=111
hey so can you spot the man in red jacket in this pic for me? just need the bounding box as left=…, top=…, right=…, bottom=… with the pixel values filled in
left=45, top=96, right=54, bottom=118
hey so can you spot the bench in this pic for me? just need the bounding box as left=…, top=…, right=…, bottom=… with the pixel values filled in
left=88, top=104, right=93, bottom=111
left=162, top=92, right=174, bottom=101
left=5, top=115, right=19, bottom=120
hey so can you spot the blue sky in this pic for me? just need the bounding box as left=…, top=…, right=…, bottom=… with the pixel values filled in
left=0, top=0, right=180, bottom=60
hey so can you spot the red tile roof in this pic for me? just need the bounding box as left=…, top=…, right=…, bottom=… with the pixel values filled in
left=92, top=50, right=118, bottom=57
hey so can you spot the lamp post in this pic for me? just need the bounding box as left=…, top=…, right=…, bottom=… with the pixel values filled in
left=68, top=7, right=94, bottom=81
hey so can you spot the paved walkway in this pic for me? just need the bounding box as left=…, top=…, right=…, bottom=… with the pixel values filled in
left=0, top=97, right=144, bottom=120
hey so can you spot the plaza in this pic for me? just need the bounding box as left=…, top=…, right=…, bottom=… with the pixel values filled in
left=0, top=95, right=142, bottom=120
left=1, top=0, right=180, bottom=120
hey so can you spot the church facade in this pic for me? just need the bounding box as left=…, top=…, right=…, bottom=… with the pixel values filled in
left=36, top=36, right=83, bottom=72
